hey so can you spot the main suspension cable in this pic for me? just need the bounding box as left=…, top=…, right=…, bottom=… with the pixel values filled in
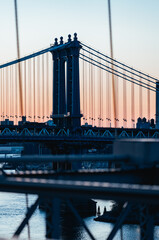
left=80, top=53, right=157, bottom=92
left=81, top=42, right=159, bottom=83
left=79, top=56, right=159, bottom=93
left=82, top=48, right=157, bottom=86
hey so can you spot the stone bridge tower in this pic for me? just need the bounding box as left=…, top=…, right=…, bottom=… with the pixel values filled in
left=50, top=33, right=82, bottom=128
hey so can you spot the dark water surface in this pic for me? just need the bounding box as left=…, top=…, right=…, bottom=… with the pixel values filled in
left=0, top=192, right=158, bottom=239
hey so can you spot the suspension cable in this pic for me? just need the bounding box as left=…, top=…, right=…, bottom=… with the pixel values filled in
left=14, top=0, right=23, bottom=117
left=79, top=56, right=159, bottom=93
left=147, top=76, right=150, bottom=120
left=80, top=53, right=157, bottom=92
left=82, top=48, right=157, bottom=86
left=81, top=42, right=159, bottom=83
left=131, top=71, right=135, bottom=126
left=139, top=74, right=142, bottom=118
left=108, top=0, right=116, bottom=127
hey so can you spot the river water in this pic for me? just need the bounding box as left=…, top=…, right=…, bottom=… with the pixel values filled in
left=0, top=192, right=159, bottom=240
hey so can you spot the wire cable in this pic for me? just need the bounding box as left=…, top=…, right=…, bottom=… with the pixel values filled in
left=82, top=48, right=157, bottom=86
left=80, top=53, right=158, bottom=93
left=81, top=42, right=159, bottom=83
left=14, top=0, right=23, bottom=117
left=147, top=76, right=150, bottom=120
left=108, top=0, right=116, bottom=127
left=79, top=56, right=159, bottom=93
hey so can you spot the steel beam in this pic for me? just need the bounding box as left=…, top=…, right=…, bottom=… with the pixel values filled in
left=67, top=199, right=96, bottom=240
left=1, top=178, right=159, bottom=204
left=140, top=204, right=154, bottom=240
left=106, top=202, right=132, bottom=240
left=13, top=197, right=40, bottom=238
left=0, top=154, right=128, bottom=164
left=45, top=197, right=61, bottom=239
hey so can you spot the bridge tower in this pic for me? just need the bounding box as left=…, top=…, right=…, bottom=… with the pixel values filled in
left=50, top=33, right=82, bottom=128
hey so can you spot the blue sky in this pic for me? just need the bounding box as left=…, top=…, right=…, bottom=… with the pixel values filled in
left=1, top=0, right=159, bottom=77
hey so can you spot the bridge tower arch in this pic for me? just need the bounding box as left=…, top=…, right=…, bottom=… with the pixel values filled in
left=50, top=33, right=82, bottom=128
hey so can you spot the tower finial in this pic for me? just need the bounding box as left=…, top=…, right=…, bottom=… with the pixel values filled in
left=60, top=36, right=63, bottom=45
left=68, top=34, right=71, bottom=42
left=54, top=38, right=58, bottom=46
left=74, top=33, right=77, bottom=41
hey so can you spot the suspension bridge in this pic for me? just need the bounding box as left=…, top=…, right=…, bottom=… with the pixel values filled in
left=1, top=1, right=159, bottom=240
left=0, top=33, right=159, bottom=132
left=1, top=30, right=159, bottom=240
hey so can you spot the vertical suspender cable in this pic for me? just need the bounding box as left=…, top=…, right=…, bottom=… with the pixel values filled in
left=147, top=76, right=150, bottom=120
left=13, top=65, right=15, bottom=120
left=1, top=68, right=4, bottom=120
left=4, top=69, right=6, bottom=119
left=24, top=60, right=26, bottom=117
left=4, top=68, right=6, bottom=119
left=99, top=58, right=101, bottom=127
left=42, top=54, right=44, bottom=120
left=26, top=61, right=28, bottom=119
left=83, top=50, right=85, bottom=122
left=0, top=70, right=1, bottom=120
left=115, top=74, right=118, bottom=125
left=91, top=57, right=93, bottom=126
left=14, top=0, right=23, bottom=117
left=37, top=57, right=40, bottom=119
left=85, top=59, right=87, bottom=122
left=92, top=57, right=94, bottom=126
left=123, top=71, right=127, bottom=127
left=28, top=60, right=31, bottom=119
left=8, top=67, right=10, bottom=118
left=106, top=65, right=110, bottom=127
left=131, top=71, right=135, bottom=127
left=89, top=52, right=91, bottom=124
left=33, top=57, right=35, bottom=121
left=46, top=53, right=49, bottom=118
left=139, top=74, right=142, bottom=118
left=10, top=65, right=14, bottom=118
left=108, top=0, right=116, bottom=127
left=6, top=68, right=8, bottom=118
left=101, top=63, right=103, bottom=127
left=9, top=66, right=11, bottom=119
left=14, top=64, right=18, bottom=123
left=2, top=69, right=4, bottom=120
